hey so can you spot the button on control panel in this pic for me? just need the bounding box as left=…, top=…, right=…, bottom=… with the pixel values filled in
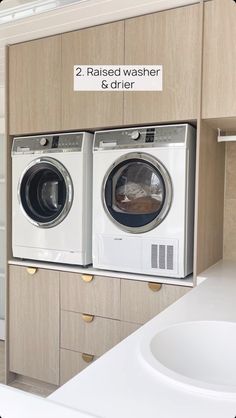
left=40, top=137, right=48, bottom=146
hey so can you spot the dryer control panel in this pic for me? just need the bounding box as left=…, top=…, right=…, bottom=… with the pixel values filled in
left=12, top=132, right=85, bottom=155
left=94, top=124, right=194, bottom=151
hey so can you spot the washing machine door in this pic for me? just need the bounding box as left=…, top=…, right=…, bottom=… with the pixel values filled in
left=18, top=157, right=73, bottom=228
left=103, top=152, right=172, bottom=233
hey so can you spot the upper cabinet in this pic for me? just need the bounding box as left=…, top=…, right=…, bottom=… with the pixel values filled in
left=8, top=5, right=202, bottom=136
left=124, top=4, right=200, bottom=125
left=202, top=0, right=236, bottom=121
left=61, top=21, right=124, bottom=130
left=9, top=36, right=62, bottom=135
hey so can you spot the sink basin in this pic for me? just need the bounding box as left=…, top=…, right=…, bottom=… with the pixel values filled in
left=141, top=321, right=236, bottom=396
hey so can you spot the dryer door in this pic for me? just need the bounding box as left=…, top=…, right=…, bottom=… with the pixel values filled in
left=18, top=157, right=73, bottom=228
left=103, top=152, right=172, bottom=233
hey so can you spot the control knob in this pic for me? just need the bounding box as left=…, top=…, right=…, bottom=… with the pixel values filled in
left=40, top=137, right=48, bottom=146
left=131, top=130, right=140, bottom=141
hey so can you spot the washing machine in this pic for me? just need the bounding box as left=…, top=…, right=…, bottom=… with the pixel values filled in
left=12, top=132, right=93, bottom=266
left=93, top=124, right=196, bottom=278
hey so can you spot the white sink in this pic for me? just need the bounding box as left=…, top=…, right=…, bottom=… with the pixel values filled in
left=141, top=321, right=236, bottom=396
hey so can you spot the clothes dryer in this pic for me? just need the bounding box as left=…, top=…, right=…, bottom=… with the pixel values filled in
left=93, top=124, right=196, bottom=278
left=12, top=132, right=93, bottom=266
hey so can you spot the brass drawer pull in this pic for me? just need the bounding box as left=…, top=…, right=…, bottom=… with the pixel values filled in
left=82, top=353, right=94, bottom=363
left=148, top=282, right=162, bottom=292
left=81, top=274, right=94, bottom=283
left=82, top=313, right=94, bottom=323
left=26, top=267, right=37, bottom=275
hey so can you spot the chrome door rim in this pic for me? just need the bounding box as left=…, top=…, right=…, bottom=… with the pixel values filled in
left=18, top=157, right=73, bottom=228
left=102, top=152, right=172, bottom=234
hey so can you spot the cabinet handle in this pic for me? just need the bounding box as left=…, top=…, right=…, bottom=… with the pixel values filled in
left=82, top=313, right=94, bottom=323
left=26, top=267, right=37, bottom=275
left=148, top=282, right=162, bottom=292
left=82, top=353, right=94, bottom=363
left=81, top=274, right=94, bottom=283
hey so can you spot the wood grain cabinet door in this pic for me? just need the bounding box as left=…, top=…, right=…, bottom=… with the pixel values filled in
left=60, top=272, right=120, bottom=319
left=202, top=0, right=236, bottom=119
left=9, top=266, right=60, bottom=385
left=61, top=311, right=121, bottom=356
left=9, top=35, right=62, bottom=135
left=121, top=279, right=190, bottom=324
left=61, top=21, right=124, bottom=130
left=124, top=4, right=200, bottom=125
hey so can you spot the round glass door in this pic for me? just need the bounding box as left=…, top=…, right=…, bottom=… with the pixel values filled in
left=19, top=157, right=73, bottom=228
left=103, top=152, right=172, bottom=233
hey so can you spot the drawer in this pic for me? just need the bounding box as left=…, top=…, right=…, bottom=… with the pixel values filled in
left=60, top=349, right=96, bottom=385
left=121, top=280, right=190, bottom=324
left=61, top=310, right=121, bottom=356
left=120, top=321, right=141, bottom=341
left=60, top=272, right=120, bottom=319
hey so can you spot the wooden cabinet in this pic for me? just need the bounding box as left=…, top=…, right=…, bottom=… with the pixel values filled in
left=61, top=21, right=124, bottom=130
left=121, top=280, right=190, bottom=324
left=120, top=321, right=140, bottom=341
left=124, top=4, right=200, bottom=125
left=9, top=36, right=61, bottom=135
left=60, top=349, right=97, bottom=385
left=61, top=311, right=121, bottom=356
left=60, top=272, right=120, bottom=319
left=8, top=4, right=201, bottom=136
left=8, top=266, right=60, bottom=385
left=8, top=265, right=192, bottom=386
left=202, top=0, right=236, bottom=121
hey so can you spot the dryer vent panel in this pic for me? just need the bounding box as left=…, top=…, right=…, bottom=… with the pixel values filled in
left=149, top=241, right=178, bottom=274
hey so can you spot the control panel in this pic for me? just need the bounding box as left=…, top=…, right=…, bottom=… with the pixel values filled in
left=94, top=124, right=191, bottom=150
left=12, top=133, right=84, bottom=154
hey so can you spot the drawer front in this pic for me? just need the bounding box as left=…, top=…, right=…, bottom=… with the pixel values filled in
left=121, top=280, right=190, bottom=324
left=61, top=310, right=121, bottom=356
left=60, top=272, right=120, bottom=319
left=60, top=349, right=96, bottom=385
left=120, top=321, right=141, bottom=341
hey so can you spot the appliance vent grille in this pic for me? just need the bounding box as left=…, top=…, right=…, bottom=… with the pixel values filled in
left=151, top=244, right=174, bottom=270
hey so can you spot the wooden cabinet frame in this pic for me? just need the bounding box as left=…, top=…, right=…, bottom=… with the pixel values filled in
left=4, top=0, right=228, bottom=387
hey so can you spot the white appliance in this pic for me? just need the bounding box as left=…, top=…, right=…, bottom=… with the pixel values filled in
left=93, top=124, right=196, bottom=278
left=12, top=132, right=93, bottom=266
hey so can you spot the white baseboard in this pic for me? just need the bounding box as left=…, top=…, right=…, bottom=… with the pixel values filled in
left=0, top=319, right=5, bottom=340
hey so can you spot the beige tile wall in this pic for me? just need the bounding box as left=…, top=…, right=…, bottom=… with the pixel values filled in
left=224, top=142, right=236, bottom=259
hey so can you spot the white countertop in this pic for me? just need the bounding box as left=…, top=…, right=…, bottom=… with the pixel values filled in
left=49, top=260, right=236, bottom=418
left=8, top=258, right=194, bottom=287
left=0, top=384, right=98, bottom=418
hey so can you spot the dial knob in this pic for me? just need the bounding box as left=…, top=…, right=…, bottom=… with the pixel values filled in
left=131, top=130, right=140, bottom=141
left=40, top=137, right=48, bottom=146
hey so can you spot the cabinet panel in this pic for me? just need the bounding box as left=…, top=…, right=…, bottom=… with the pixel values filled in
left=61, top=310, right=121, bottom=356
left=124, top=4, right=200, bottom=124
left=9, top=36, right=61, bottom=135
left=120, top=321, right=140, bottom=341
left=60, top=272, right=120, bottom=319
left=60, top=349, right=96, bottom=385
left=9, top=266, right=60, bottom=385
left=61, top=21, right=124, bottom=130
left=121, top=280, right=190, bottom=324
left=202, top=0, right=236, bottom=119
